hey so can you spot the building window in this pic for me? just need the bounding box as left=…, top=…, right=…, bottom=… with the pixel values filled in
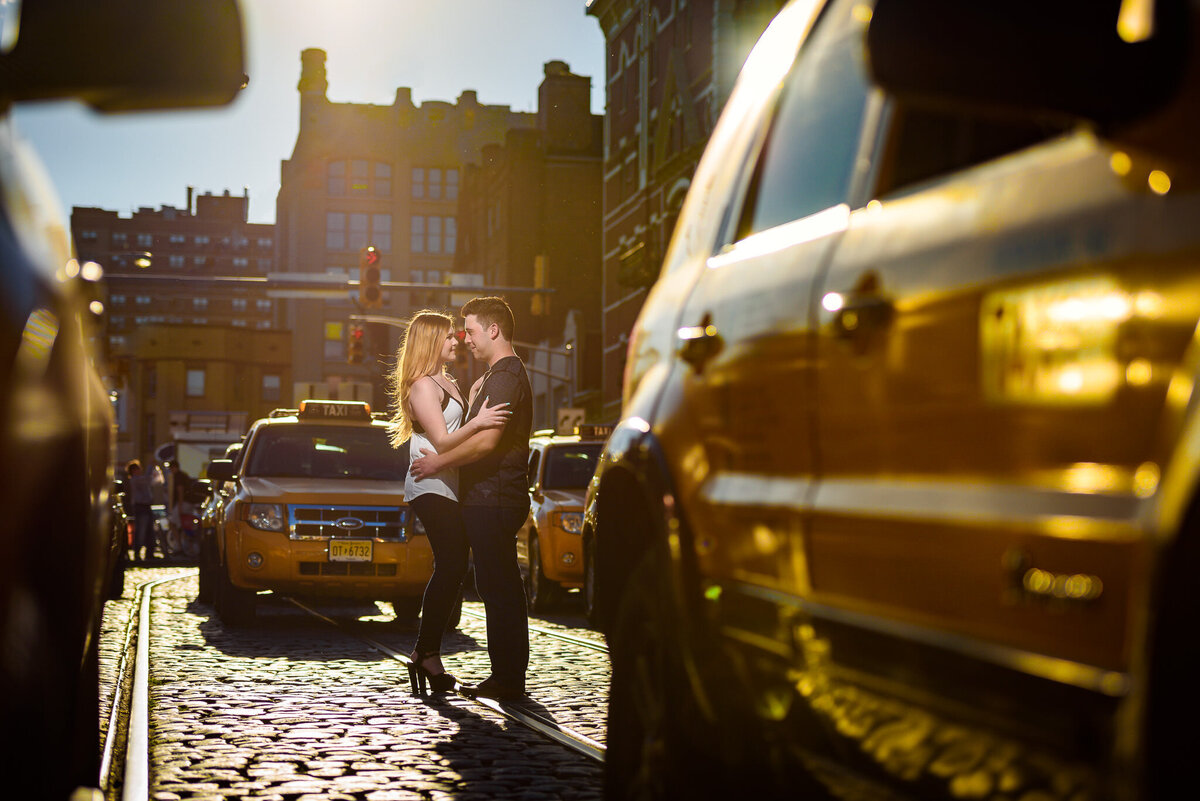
left=328, top=160, right=346, bottom=196
left=256, top=320, right=272, bottom=330
left=193, top=297, right=208, bottom=310
left=375, top=162, right=392, bottom=197
left=326, top=212, right=346, bottom=250
left=169, top=233, right=186, bottom=245
left=111, top=294, right=126, bottom=305
left=234, top=236, right=249, bottom=249
left=428, top=216, right=442, bottom=252
left=232, top=297, right=247, bottom=311
left=257, top=258, right=272, bottom=271
left=372, top=214, right=392, bottom=252
left=193, top=256, right=208, bottom=267
left=232, top=319, right=247, bottom=328
left=445, top=217, right=456, bottom=254
left=169, top=255, right=185, bottom=268
left=257, top=237, right=273, bottom=248
left=262, top=374, right=281, bottom=402
left=135, top=295, right=152, bottom=306
left=325, top=339, right=345, bottom=360
left=350, top=160, right=369, bottom=196
left=191, top=317, right=208, bottom=325
left=349, top=212, right=369, bottom=250
left=256, top=298, right=272, bottom=311
left=429, top=168, right=442, bottom=200
left=446, top=168, right=459, bottom=200
left=195, top=235, right=210, bottom=245
left=411, top=167, right=425, bottom=199
left=411, top=216, right=424, bottom=252
left=80, top=230, right=98, bottom=241
left=186, top=369, right=205, bottom=398
left=233, top=257, right=249, bottom=268
left=111, top=232, right=127, bottom=246
left=411, top=269, right=424, bottom=284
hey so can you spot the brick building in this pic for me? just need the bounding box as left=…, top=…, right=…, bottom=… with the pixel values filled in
left=72, top=189, right=283, bottom=464
left=455, top=61, right=604, bottom=425
left=586, top=0, right=785, bottom=417
left=274, top=48, right=537, bottom=405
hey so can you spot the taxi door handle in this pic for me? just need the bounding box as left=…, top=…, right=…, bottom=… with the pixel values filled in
left=827, top=291, right=893, bottom=339
left=677, top=314, right=723, bottom=373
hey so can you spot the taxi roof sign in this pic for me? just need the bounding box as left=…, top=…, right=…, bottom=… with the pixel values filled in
left=297, top=399, right=373, bottom=420
left=575, top=423, right=614, bottom=440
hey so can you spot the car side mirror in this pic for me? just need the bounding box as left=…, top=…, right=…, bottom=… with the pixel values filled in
left=867, top=0, right=1188, bottom=127
left=1, top=0, right=245, bottom=112
left=207, top=459, right=236, bottom=483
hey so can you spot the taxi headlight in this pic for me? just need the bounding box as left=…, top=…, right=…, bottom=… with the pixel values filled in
left=244, top=503, right=285, bottom=532
left=555, top=512, right=583, bottom=534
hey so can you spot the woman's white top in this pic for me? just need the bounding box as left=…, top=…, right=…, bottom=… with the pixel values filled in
left=404, top=381, right=465, bottom=503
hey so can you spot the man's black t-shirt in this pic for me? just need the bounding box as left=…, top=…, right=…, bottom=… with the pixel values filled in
left=460, top=355, right=532, bottom=508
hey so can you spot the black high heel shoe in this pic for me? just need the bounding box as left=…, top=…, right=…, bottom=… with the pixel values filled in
left=408, top=649, right=457, bottom=695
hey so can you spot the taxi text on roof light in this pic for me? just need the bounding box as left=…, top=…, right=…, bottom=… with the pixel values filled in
left=576, top=424, right=615, bottom=440
left=297, top=399, right=372, bottom=420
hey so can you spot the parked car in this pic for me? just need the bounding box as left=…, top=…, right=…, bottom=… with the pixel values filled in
left=586, top=1, right=1200, bottom=799
left=517, top=426, right=608, bottom=611
left=205, top=400, right=452, bottom=627
left=0, top=1, right=244, bottom=797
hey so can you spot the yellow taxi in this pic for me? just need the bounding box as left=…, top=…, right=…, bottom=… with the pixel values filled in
left=206, top=400, right=428, bottom=625
left=516, top=426, right=608, bottom=611
left=586, top=0, right=1200, bottom=799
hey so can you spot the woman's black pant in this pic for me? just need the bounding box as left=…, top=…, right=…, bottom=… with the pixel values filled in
left=410, top=493, right=470, bottom=655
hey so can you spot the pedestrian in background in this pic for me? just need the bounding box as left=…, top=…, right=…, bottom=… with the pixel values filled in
left=388, top=310, right=510, bottom=692
left=411, top=296, right=534, bottom=700
left=125, top=459, right=161, bottom=561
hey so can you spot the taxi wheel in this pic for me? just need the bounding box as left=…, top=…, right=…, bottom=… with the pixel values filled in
left=196, top=537, right=215, bottom=604
left=526, top=532, right=563, bottom=613
left=606, top=551, right=695, bottom=799
left=214, top=566, right=256, bottom=627
left=391, top=596, right=422, bottom=625
left=583, top=533, right=598, bottom=628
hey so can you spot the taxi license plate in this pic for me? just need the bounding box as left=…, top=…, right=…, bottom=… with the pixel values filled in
left=328, top=540, right=373, bottom=562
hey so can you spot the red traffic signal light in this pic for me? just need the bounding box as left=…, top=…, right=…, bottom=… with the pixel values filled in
left=454, top=330, right=469, bottom=369
left=359, top=246, right=381, bottom=309
left=347, top=323, right=365, bottom=364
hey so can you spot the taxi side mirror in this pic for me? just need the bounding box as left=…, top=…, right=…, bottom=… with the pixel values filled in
left=1, top=0, right=245, bottom=112
left=207, top=459, right=236, bottom=484
left=867, top=0, right=1188, bottom=128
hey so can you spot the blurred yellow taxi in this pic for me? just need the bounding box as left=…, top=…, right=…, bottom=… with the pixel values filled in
left=586, top=0, right=1200, bottom=798
left=517, top=426, right=608, bottom=611
left=206, top=400, right=427, bottom=625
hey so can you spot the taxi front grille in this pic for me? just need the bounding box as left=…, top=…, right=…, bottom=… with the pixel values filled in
left=298, top=562, right=399, bottom=577
left=288, top=504, right=411, bottom=541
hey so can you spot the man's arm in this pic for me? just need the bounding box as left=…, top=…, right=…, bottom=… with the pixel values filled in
left=412, top=426, right=501, bottom=477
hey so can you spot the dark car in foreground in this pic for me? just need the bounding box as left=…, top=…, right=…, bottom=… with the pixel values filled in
left=0, top=1, right=244, bottom=797
left=586, top=1, right=1200, bottom=799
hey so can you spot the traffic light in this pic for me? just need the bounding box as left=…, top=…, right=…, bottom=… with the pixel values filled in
left=454, top=330, right=469, bottom=370
left=358, top=246, right=381, bottom=309
left=347, top=323, right=365, bottom=364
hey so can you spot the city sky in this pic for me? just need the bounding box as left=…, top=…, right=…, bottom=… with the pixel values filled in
left=11, top=0, right=607, bottom=226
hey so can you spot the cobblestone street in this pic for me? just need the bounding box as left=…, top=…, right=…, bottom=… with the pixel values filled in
left=101, top=567, right=608, bottom=800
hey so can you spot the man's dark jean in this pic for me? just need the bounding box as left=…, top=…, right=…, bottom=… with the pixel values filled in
left=462, top=503, right=530, bottom=687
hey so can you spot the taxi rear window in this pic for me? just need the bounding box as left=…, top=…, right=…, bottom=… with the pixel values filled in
left=245, top=425, right=403, bottom=481
left=542, top=443, right=602, bottom=490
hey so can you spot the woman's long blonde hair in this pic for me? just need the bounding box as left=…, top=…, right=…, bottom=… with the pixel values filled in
left=388, top=310, right=454, bottom=448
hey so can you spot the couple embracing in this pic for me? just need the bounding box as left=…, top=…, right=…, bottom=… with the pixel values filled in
left=387, top=296, right=532, bottom=700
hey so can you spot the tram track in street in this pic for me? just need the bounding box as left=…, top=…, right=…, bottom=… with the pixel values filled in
left=287, top=596, right=608, bottom=765
left=99, top=568, right=606, bottom=801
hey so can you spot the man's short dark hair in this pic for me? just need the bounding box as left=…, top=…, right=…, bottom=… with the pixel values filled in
left=461, top=296, right=515, bottom=342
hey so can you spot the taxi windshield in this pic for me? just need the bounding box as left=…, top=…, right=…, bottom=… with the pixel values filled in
left=542, top=443, right=602, bottom=490
left=245, top=425, right=403, bottom=481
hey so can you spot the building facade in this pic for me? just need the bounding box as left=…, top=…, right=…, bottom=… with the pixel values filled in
left=72, top=190, right=281, bottom=465
left=455, top=61, right=604, bottom=426
left=274, top=48, right=537, bottom=407
left=586, top=0, right=785, bottom=417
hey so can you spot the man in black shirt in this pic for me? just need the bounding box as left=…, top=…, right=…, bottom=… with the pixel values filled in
left=410, top=296, right=532, bottom=699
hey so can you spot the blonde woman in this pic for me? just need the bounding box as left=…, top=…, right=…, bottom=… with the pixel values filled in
left=388, top=310, right=509, bottom=691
